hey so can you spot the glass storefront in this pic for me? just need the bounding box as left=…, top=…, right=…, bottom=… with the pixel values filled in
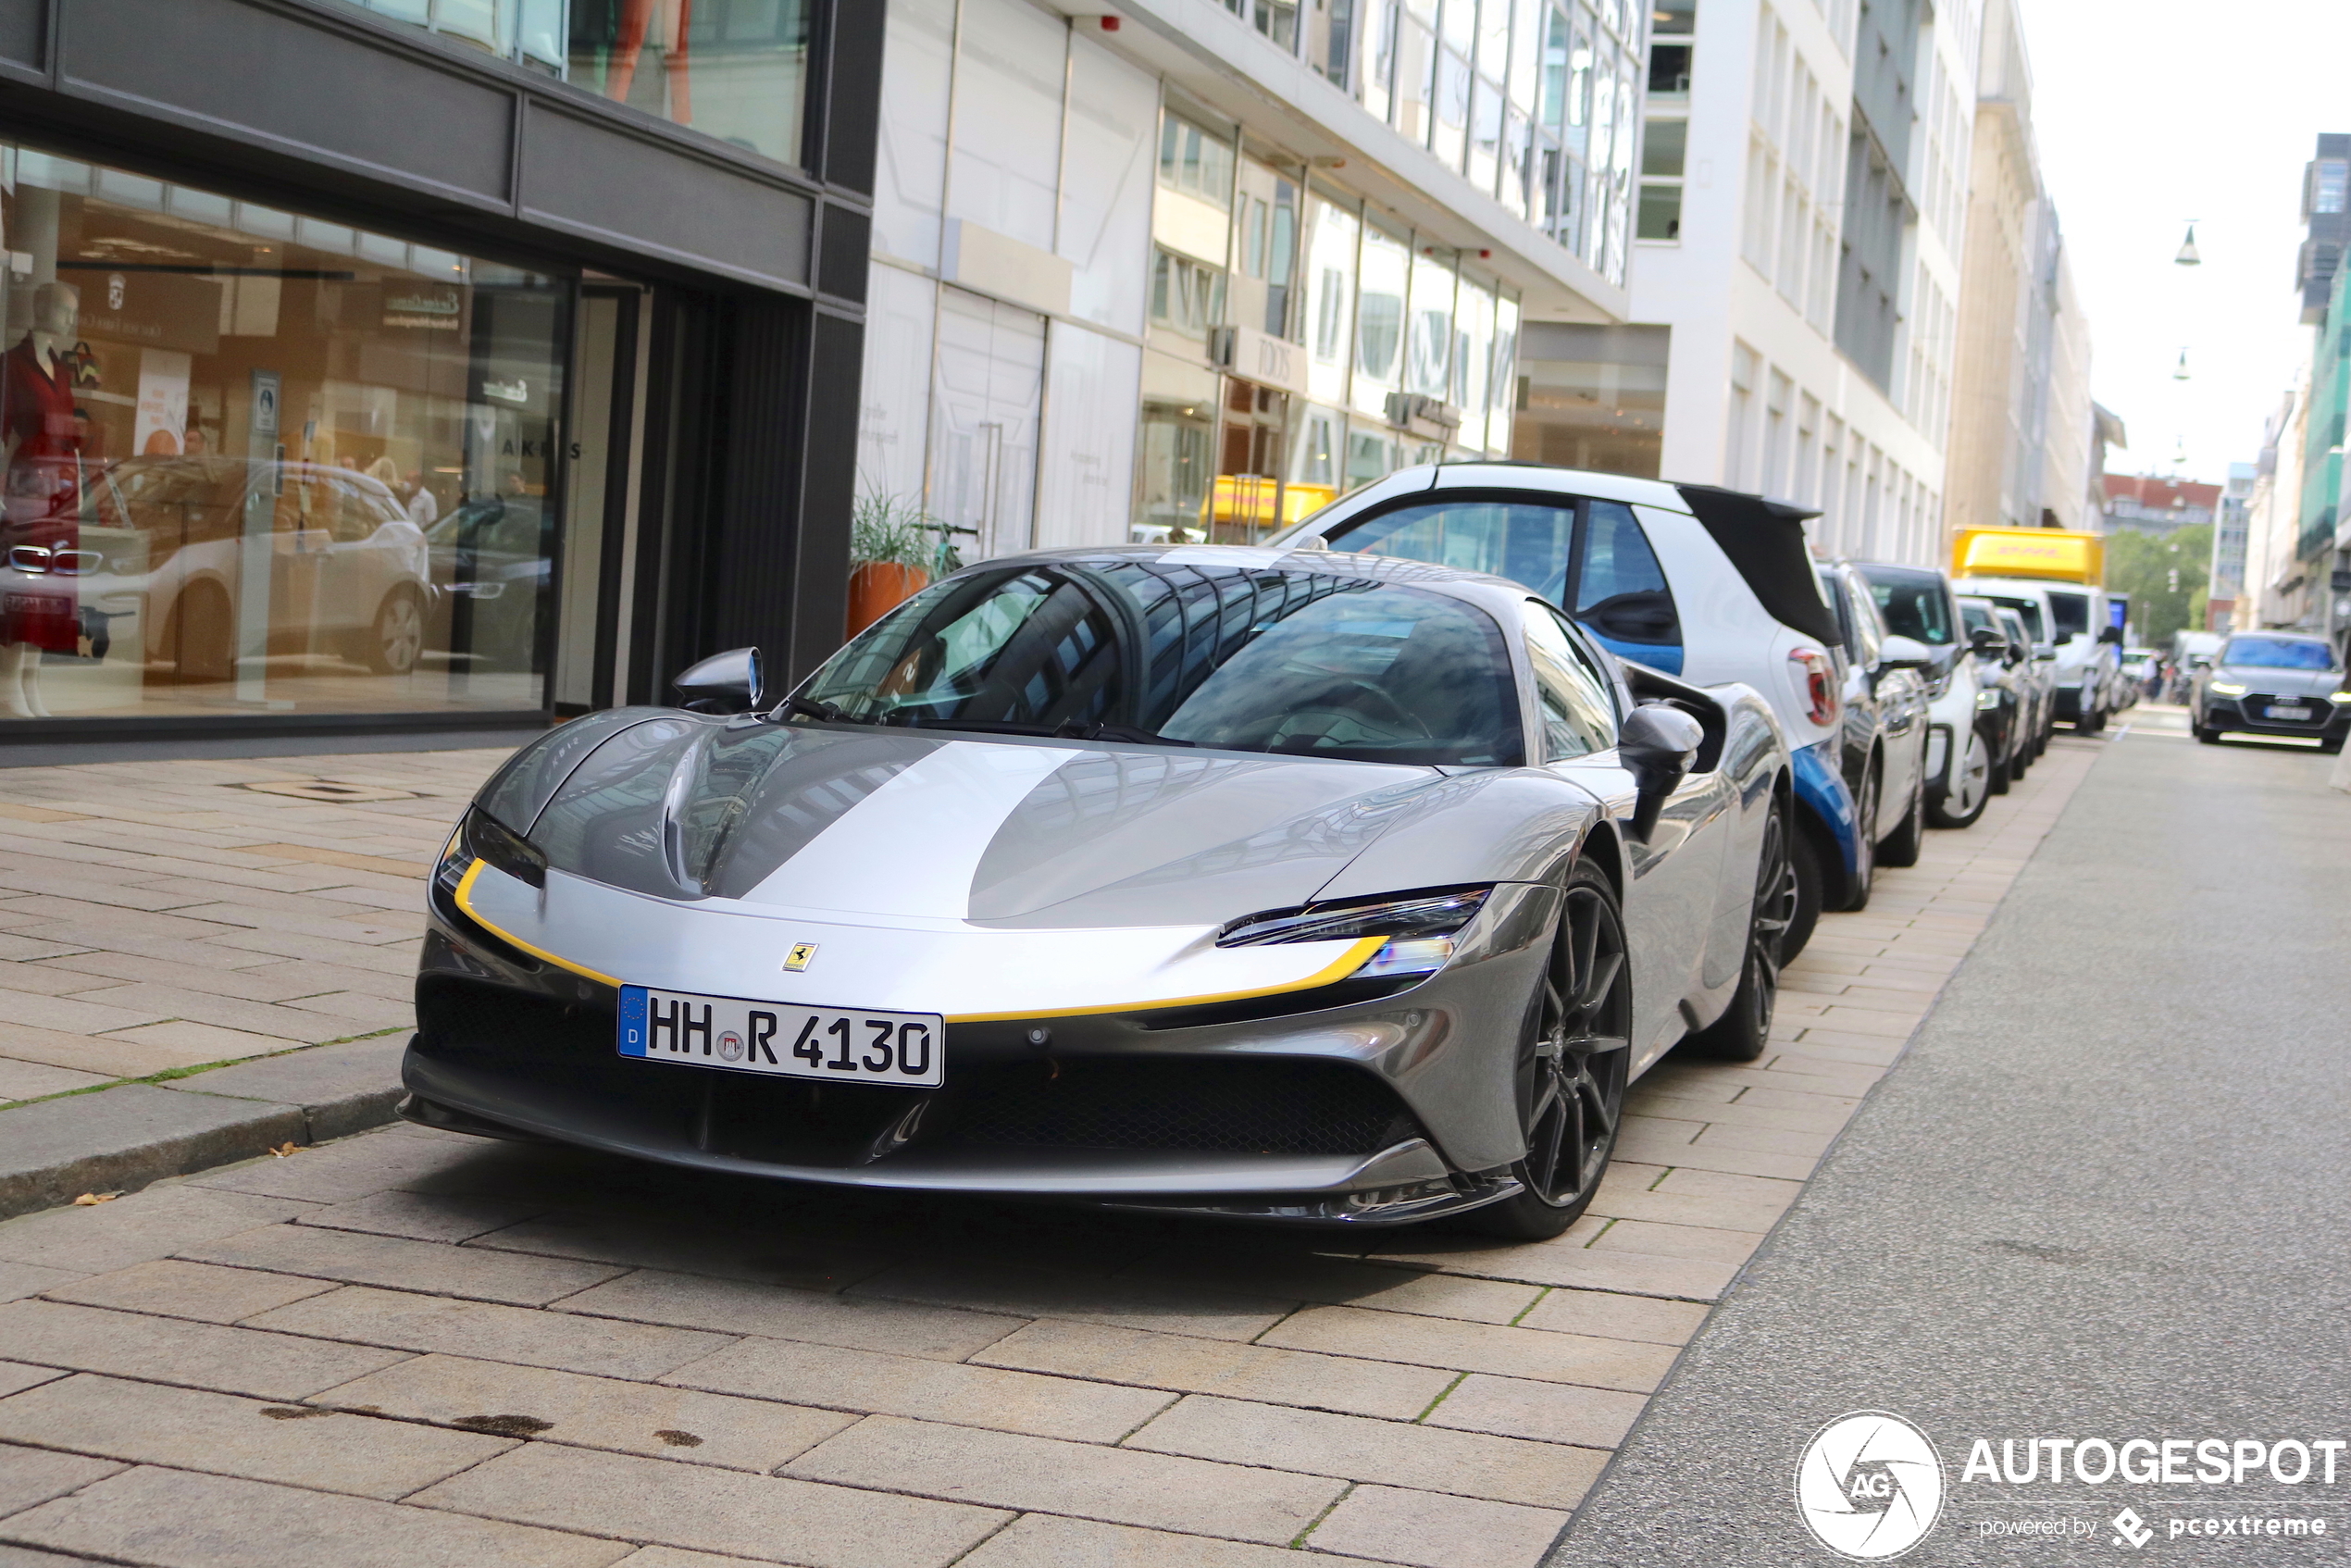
left=0, top=144, right=568, bottom=724
left=339, top=0, right=814, bottom=168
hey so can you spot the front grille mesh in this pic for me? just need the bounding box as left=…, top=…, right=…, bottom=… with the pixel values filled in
left=414, top=978, right=1421, bottom=1161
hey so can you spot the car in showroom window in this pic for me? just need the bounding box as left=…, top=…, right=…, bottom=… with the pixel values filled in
left=404, top=547, right=1792, bottom=1243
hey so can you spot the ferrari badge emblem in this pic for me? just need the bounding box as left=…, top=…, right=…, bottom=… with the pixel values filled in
left=782, top=942, right=818, bottom=973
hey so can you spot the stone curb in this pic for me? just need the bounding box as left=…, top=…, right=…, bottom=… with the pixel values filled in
left=0, top=1036, right=411, bottom=1222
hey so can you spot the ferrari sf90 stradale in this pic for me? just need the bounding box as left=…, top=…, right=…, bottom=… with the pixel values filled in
left=404, top=547, right=1793, bottom=1238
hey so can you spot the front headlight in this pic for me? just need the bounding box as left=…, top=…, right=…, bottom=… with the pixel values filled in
left=2208, top=681, right=2248, bottom=696
left=435, top=805, right=548, bottom=894
left=1219, top=887, right=1491, bottom=981
left=1975, top=688, right=2001, bottom=710
left=2329, top=691, right=2351, bottom=703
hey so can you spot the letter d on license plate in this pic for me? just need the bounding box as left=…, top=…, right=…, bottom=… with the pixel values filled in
left=618, top=986, right=943, bottom=1088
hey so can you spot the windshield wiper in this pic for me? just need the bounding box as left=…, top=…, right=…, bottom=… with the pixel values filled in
left=1055, top=721, right=1195, bottom=747
left=778, top=696, right=882, bottom=726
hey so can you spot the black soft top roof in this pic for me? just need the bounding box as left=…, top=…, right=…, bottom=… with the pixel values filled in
left=1673, top=485, right=1839, bottom=645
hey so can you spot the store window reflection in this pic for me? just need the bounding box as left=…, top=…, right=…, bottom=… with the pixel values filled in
left=339, top=0, right=811, bottom=168
left=0, top=144, right=566, bottom=723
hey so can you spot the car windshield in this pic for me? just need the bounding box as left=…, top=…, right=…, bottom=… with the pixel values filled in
left=799, top=559, right=1526, bottom=767
left=2046, top=591, right=2091, bottom=638
left=2220, top=636, right=2336, bottom=671
left=1987, top=596, right=2046, bottom=641
left=1860, top=566, right=1955, bottom=646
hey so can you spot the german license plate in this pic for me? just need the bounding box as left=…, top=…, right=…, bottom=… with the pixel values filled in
left=2268, top=703, right=2312, bottom=721
left=3, top=592, right=62, bottom=615
left=617, top=985, right=942, bottom=1087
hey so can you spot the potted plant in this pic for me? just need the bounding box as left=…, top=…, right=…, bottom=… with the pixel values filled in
left=847, top=492, right=936, bottom=636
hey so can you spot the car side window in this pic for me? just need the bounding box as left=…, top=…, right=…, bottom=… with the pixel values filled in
left=1522, top=601, right=1619, bottom=761
left=1574, top=502, right=1681, bottom=655
left=1844, top=574, right=1883, bottom=666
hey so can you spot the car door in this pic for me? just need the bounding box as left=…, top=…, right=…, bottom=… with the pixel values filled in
left=1524, top=600, right=1727, bottom=1067
left=1848, top=570, right=1925, bottom=810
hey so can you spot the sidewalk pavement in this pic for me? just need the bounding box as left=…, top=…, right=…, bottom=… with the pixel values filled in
left=0, top=749, right=501, bottom=1214
left=0, top=734, right=2102, bottom=1568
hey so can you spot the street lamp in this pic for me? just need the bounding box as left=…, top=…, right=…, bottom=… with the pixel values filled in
left=2175, top=223, right=2201, bottom=266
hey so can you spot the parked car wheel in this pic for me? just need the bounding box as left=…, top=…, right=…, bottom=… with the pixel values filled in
left=2194, top=723, right=2220, bottom=744
left=367, top=589, right=426, bottom=675
left=160, top=581, right=233, bottom=685
left=2322, top=738, right=2345, bottom=755
left=1842, top=756, right=1878, bottom=912
left=1462, top=862, right=1632, bottom=1240
left=1878, top=763, right=1926, bottom=868
left=1689, top=800, right=1792, bottom=1063
left=1927, top=726, right=1993, bottom=829
left=1985, top=721, right=2013, bottom=796
left=1784, top=826, right=1827, bottom=959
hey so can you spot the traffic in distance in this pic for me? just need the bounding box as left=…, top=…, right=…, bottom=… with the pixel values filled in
left=403, top=464, right=2234, bottom=1240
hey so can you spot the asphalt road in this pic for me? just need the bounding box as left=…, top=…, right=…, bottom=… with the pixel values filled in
left=1547, top=724, right=2351, bottom=1566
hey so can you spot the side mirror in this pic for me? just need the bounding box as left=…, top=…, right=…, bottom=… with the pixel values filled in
left=2097, top=626, right=2123, bottom=645
left=1968, top=627, right=2007, bottom=658
left=1878, top=634, right=1933, bottom=670
left=2034, top=648, right=2058, bottom=663
left=673, top=646, right=767, bottom=715
left=1619, top=702, right=1706, bottom=840
left=2053, top=630, right=2075, bottom=647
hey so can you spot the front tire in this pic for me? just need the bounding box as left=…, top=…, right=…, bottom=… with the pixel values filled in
left=1877, top=759, right=1926, bottom=868
left=1927, top=724, right=1992, bottom=829
left=1689, top=799, right=1793, bottom=1063
left=1843, top=756, right=1878, bottom=912
left=367, top=589, right=426, bottom=676
left=1462, top=863, right=1633, bottom=1241
left=1985, top=720, right=2013, bottom=796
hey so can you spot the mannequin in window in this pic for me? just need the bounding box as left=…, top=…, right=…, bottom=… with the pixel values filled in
left=0, top=281, right=87, bottom=719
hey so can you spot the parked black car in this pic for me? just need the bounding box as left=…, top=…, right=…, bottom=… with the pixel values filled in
left=1817, top=562, right=1934, bottom=891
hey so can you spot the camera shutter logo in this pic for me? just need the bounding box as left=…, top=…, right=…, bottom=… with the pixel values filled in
left=1794, top=1411, right=1946, bottom=1560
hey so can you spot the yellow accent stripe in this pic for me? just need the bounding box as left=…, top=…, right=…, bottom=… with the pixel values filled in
left=942, top=936, right=1387, bottom=1024
left=453, top=860, right=625, bottom=988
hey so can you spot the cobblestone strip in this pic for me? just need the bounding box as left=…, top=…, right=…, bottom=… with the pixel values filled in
left=0, top=738, right=2103, bottom=1568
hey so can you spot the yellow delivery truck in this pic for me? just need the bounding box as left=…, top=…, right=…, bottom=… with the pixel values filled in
left=1949, top=527, right=2126, bottom=732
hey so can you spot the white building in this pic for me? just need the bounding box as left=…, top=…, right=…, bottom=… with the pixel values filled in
left=855, top=0, right=1650, bottom=563
left=1605, top=0, right=1978, bottom=566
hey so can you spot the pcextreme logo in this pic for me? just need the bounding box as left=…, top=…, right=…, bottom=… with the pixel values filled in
left=1796, top=1411, right=1948, bottom=1560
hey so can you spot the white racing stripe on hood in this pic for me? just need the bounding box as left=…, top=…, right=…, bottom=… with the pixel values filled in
left=740, top=740, right=1081, bottom=918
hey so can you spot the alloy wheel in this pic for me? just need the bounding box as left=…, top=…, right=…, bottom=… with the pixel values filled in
left=1949, top=729, right=1990, bottom=817
left=1516, top=881, right=1633, bottom=1210
left=377, top=594, right=424, bottom=675
left=1742, top=804, right=1795, bottom=1038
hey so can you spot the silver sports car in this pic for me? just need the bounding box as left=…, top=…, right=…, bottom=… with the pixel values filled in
left=404, top=546, right=1793, bottom=1238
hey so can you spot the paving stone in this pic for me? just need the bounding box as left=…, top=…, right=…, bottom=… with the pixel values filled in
left=665, top=1331, right=1171, bottom=1442
left=1130, top=1394, right=1604, bottom=1510
left=1116, top=1251, right=1543, bottom=1325
left=42, top=1259, right=336, bottom=1324
left=1259, top=1306, right=1679, bottom=1392
left=468, top=1210, right=892, bottom=1292
left=0, top=1184, right=312, bottom=1276
left=958, top=1513, right=1403, bottom=1568
left=784, top=1414, right=1341, bottom=1544
left=0, top=1060, right=113, bottom=1104
left=97, top=1021, right=305, bottom=1059
left=0, top=1374, right=507, bottom=1499
left=1583, top=1186, right=1790, bottom=1235
left=182, top=1124, right=529, bottom=1204
left=159, top=1036, right=413, bottom=1143
left=0, top=1086, right=309, bottom=1222
left=0, top=1299, right=408, bottom=1401
left=556, top=1268, right=1023, bottom=1362
left=301, top=1188, right=550, bottom=1244
left=850, top=1260, right=1289, bottom=1343
left=248, top=1285, right=730, bottom=1379
left=976, top=1318, right=1455, bottom=1422
left=180, top=1221, right=628, bottom=1305
left=317, top=1351, right=853, bottom=1472
left=2, top=1463, right=630, bottom=1567
left=1588, top=1217, right=1762, bottom=1264
left=1649, top=1166, right=1806, bottom=1203
left=610, top=1551, right=778, bottom=1568
left=0, top=1263, right=81, bottom=1306
left=1304, top=1483, right=1567, bottom=1568
left=411, top=1439, right=1008, bottom=1568
left=0, top=1363, right=67, bottom=1400
left=1511, top=1288, right=1710, bottom=1345
left=0, top=1444, right=122, bottom=1519
left=1421, top=1373, right=1648, bottom=1450
left=0, top=1023, right=206, bottom=1083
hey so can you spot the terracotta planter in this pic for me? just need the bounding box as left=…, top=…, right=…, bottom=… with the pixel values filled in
left=846, top=561, right=930, bottom=637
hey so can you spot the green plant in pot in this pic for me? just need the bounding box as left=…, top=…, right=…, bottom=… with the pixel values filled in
left=848, top=492, right=937, bottom=637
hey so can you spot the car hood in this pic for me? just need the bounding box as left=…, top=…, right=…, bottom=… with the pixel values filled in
left=506, top=716, right=1499, bottom=929
left=2212, top=666, right=2340, bottom=698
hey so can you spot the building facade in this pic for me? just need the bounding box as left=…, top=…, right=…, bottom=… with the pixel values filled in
left=855, top=0, right=1645, bottom=561
left=0, top=0, right=883, bottom=739
left=2100, top=474, right=2219, bottom=537
left=1619, top=0, right=1975, bottom=567
left=2207, top=462, right=2253, bottom=633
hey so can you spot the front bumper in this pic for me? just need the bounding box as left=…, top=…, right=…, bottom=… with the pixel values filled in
left=404, top=876, right=1559, bottom=1223
left=2198, top=694, right=2351, bottom=740
left=1790, top=740, right=1860, bottom=877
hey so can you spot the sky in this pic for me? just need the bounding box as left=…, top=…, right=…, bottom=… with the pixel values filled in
left=2021, top=0, right=2351, bottom=487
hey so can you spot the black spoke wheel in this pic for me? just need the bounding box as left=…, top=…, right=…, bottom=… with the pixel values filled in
left=1464, top=864, right=1633, bottom=1240
left=1690, top=798, right=1793, bottom=1062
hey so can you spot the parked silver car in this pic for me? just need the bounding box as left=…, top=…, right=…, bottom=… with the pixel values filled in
left=404, top=546, right=1792, bottom=1240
